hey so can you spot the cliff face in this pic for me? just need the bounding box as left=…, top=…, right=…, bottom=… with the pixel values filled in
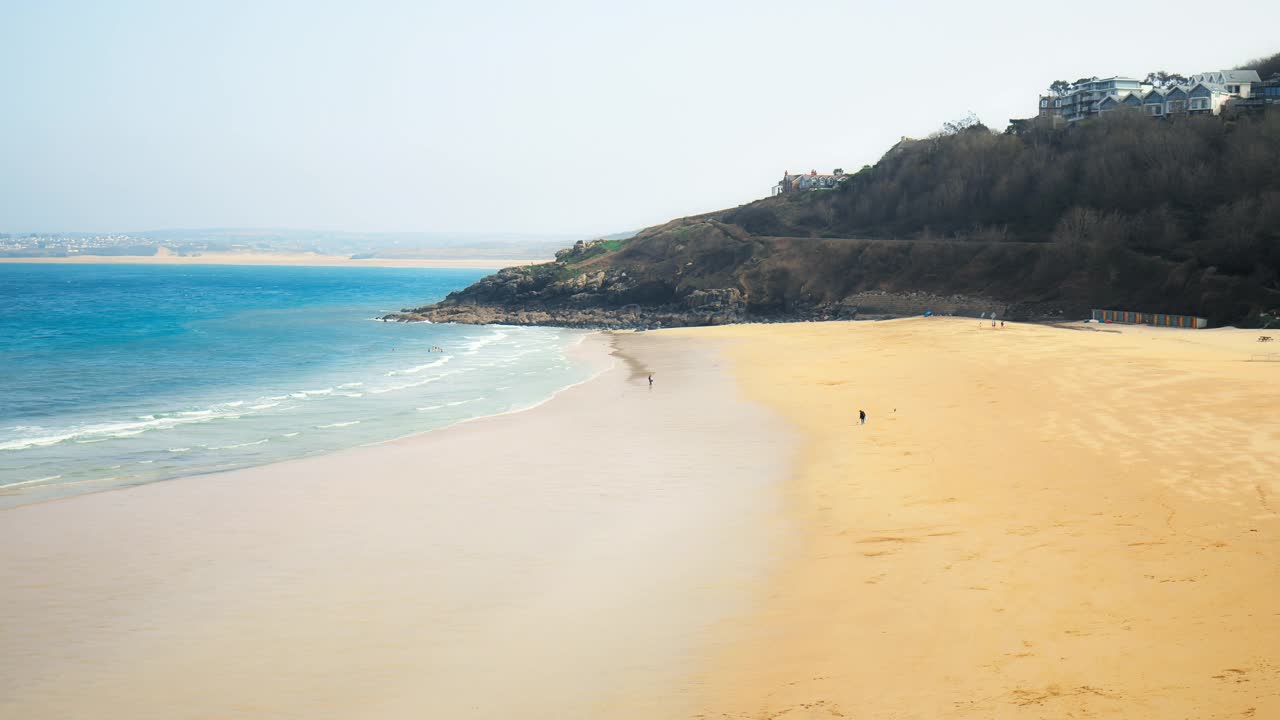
left=393, top=111, right=1280, bottom=328
left=393, top=220, right=1060, bottom=327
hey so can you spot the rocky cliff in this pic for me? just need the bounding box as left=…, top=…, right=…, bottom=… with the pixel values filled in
left=388, top=220, right=1067, bottom=328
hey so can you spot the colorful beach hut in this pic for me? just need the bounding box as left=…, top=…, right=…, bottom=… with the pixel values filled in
left=1091, top=309, right=1208, bottom=329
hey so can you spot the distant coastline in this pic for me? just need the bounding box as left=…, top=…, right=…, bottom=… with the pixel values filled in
left=0, top=250, right=548, bottom=269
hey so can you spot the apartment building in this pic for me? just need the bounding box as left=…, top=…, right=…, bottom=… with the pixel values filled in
left=1041, top=69, right=1263, bottom=123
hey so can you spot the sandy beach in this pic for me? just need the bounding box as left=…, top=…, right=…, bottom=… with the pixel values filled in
left=679, top=318, right=1280, bottom=718
left=0, top=251, right=546, bottom=268
left=2, top=317, right=1277, bottom=718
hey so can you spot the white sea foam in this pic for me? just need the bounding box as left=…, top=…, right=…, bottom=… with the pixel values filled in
left=1, top=432, right=78, bottom=450
left=281, top=432, right=300, bottom=438
left=445, top=397, right=485, bottom=407
left=316, top=421, right=361, bottom=429
left=338, top=382, right=365, bottom=389
left=108, top=429, right=147, bottom=438
left=459, top=330, right=509, bottom=355
left=249, top=402, right=280, bottom=410
left=167, top=447, right=191, bottom=453
left=208, top=438, right=270, bottom=450
left=368, top=371, right=458, bottom=395
left=385, top=356, right=452, bottom=376
left=0, top=475, right=62, bottom=490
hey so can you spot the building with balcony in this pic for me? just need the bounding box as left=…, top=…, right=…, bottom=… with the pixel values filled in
left=1226, top=73, right=1280, bottom=112
left=1054, top=77, right=1149, bottom=123
left=1041, top=68, right=1264, bottom=123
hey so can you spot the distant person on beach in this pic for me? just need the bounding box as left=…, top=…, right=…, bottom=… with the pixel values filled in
left=648, top=374, right=653, bottom=387
left=859, top=409, right=866, bottom=425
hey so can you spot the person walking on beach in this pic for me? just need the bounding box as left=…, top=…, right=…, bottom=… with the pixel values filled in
left=859, top=409, right=866, bottom=425
left=648, top=374, right=654, bottom=387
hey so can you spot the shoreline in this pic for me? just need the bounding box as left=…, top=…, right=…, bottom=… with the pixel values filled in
left=0, top=253, right=548, bottom=268
left=0, top=331, right=795, bottom=719
left=4, top=318, right=1275, bottom=717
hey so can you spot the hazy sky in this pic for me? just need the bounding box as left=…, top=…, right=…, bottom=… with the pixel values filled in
left=2, top=0, right=1277, bottom=235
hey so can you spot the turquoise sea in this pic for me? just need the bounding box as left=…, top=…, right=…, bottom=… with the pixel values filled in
left=0, top=264, right=593, bottom=509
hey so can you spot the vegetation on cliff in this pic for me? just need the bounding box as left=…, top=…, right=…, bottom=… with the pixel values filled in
left=401, top=107, right=1280, bottom=327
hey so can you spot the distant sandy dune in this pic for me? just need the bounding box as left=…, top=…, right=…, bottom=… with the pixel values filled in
left=0, top=250, right=548, bottom=268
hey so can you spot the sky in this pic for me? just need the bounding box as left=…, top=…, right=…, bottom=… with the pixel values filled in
left=2, top=0, right=1278, bottom=236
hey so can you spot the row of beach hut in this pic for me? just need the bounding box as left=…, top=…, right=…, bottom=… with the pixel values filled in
left=1091, top=309, right=1208, bottom=328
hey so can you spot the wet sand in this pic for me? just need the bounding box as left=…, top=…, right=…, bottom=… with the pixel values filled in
left=0, top=333, right=793, bottom=719
left=676, top=318, right=1280, bottom=719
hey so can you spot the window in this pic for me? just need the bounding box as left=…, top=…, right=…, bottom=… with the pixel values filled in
left=1227, top=84, right=1239, bottom=93
left=1189, top=97, right=1211, bottom=110
left=1145, top=104, right=1163, bottom=116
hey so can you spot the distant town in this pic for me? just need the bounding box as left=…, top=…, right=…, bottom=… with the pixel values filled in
left=0, top=228, right=608, bottom=261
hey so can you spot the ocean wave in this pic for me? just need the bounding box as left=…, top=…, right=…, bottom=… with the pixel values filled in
left=107, top=429, right=147, bottom=438
left=281, top=432, right=300, bottom=438
left=167, top=447, right=191, bottom=453
left=459, top=330, right=509, bottom=355
left=0, top=475, right=62, bottom=490
left=368, top=370, right=460, bottom=395
left=338, top=382, right=365, bottom=389
left=249, top=402, right=280, bottom=410
left=445, top=397, right=485, bottom=407
left=385, top=356, right=452, bottom=376
left=1, top=432, right=79, bottom=450
left=316, top=420, right=361, bottom=429
left=208, top=438, right=270, bottom=450
left=339, top=392, right=364, bottom=398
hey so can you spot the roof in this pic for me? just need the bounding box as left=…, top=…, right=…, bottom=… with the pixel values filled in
left=1193, top=69, right=1262, bottom=84
left=1223, top=69, right=1261, bottom=83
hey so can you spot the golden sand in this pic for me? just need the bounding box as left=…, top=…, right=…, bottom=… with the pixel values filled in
left=675, top=318, right=1280, bottom=718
